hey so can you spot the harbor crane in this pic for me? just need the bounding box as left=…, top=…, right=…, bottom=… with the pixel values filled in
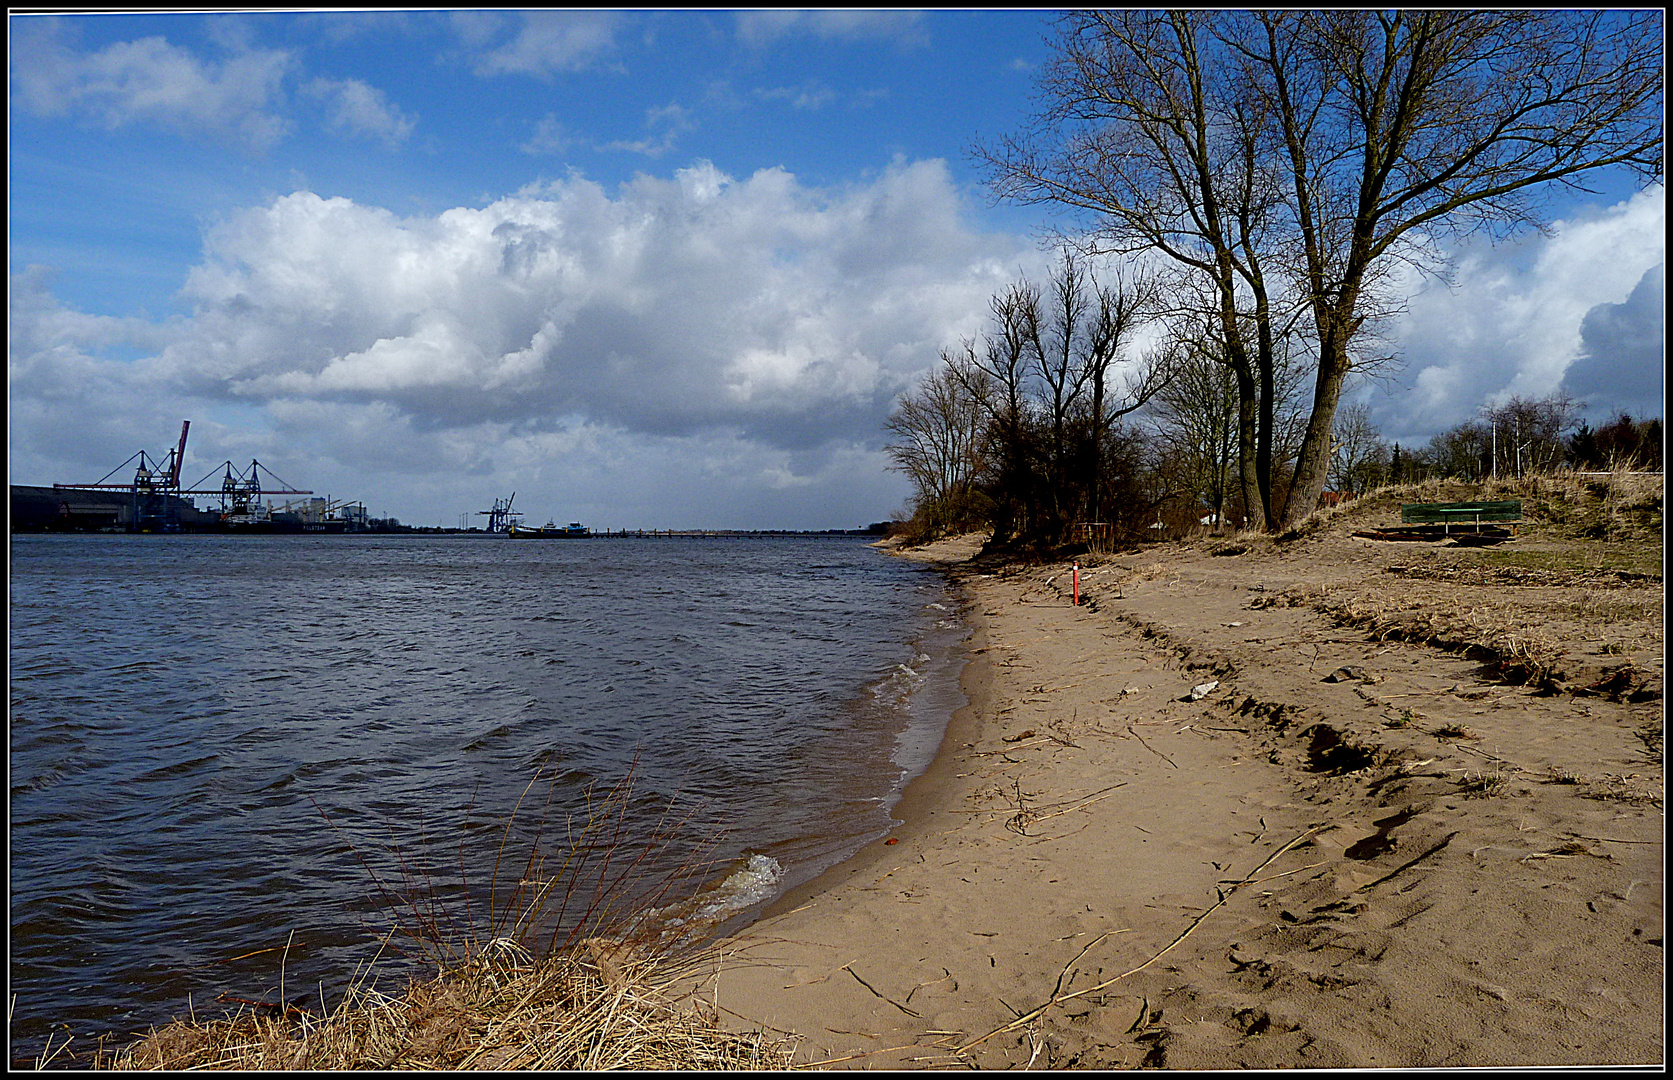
left=54, top=421, right=312, bottom=530
left=477, top=493, right=523, bottom=533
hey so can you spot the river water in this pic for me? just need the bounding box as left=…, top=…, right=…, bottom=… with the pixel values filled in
left=8, top=533, right=967, bottom=1059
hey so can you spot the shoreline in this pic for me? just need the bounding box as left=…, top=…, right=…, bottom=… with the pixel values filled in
left=696, top=518, right=1663, bottom=1069
left=754, top=543, right=993, bottom=925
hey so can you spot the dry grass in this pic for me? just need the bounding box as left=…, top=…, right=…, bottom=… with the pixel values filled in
left=1294, top=588, right=1569, bottom=687
left=1456, top=769, right=1507, bottom=799
left=1286, top=468, right=1663, bottom=547
left=88, top=943, right=794, bottom=1071
left=71, top=766, right=800, bottom=1071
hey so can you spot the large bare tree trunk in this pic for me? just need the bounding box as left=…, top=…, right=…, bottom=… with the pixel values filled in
left=1281, top=348, right=1348, bottom=530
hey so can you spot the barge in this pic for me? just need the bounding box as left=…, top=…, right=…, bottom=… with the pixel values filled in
left=508, top=520, right=592, bottom=538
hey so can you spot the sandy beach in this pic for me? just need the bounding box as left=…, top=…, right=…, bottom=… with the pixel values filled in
left=691, top=492, right=1663, bottom=1069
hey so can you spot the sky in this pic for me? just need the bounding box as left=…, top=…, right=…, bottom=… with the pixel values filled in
left=8, top=10, right=1665, bottom=530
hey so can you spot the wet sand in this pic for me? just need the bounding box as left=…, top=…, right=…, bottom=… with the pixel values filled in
left=687, top=525, right=1662, bottom=1069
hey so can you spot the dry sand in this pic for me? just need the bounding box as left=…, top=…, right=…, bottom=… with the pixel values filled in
left=688, top=515, right=1663, bottom=1069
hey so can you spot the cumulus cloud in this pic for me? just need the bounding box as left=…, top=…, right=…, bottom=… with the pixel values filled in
left=464, top=10, right=621, bottom=77
left=303, top=76, right=415, bottom=147
left=156, top=159, right=1026, bottom=441
left=8, top=20, right=292, bottom=150
left=735, top=10, right=927, bottom=50
left=1379, top=185, right=1664, bottom=442
left=7, top=267, right=197, bottom=484
left=11, top=159, right=1041, bottom=526
left=1562, top=262, right=1665, bottom=421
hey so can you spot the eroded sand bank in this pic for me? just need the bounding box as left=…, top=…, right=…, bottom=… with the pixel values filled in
left=691, top=526, right=1662, bottom=1069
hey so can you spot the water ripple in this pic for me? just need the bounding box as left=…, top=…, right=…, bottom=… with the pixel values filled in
left=8, top=534, right=965, bottom=1055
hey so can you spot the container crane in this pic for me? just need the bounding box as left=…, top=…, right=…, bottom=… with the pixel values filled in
left=54, top=422, right=314, bottom=530
left=53, top=420, right=198, bottom=530
left=477, top=493, right=523, bottom=533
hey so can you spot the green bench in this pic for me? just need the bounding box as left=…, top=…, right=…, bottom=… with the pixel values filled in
left=1399, top=500, right=1523, bottom=533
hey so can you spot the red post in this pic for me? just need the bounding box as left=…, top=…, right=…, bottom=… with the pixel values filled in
left=1073, top=561, right=1080, bottom=606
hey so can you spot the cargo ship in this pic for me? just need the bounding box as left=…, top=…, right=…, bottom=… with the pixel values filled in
left=508, top=520, right=592, bottom=538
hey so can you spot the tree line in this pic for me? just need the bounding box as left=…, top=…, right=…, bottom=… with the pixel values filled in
left=1331, top=398, right=1664, bottom=496
left=887, top=10, right=1661, bottom=549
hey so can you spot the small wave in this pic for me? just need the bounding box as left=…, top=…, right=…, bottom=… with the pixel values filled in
left=635, top=854, right=783, bottom=945
left=463, top=724, right=515, bottom=751
left=694, top=854, right=782, bottom=921
left=134, top=754, right=220, bottom=783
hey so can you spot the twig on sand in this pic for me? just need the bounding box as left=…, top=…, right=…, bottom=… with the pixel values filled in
left=1218, top=860, right=1329, bottom=887
left=956, top=826, right=1322, bottom=1053
left=797, top=1044, right=931, bottom=1068
left=1009, top=783, right=1129, bottom=836
left=841, top=963, right=920, bottom=1018
left=1127, top=725, right=1179, bottom=769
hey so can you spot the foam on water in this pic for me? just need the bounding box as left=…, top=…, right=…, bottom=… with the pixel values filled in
left=632, top=854, right=785, bottom=947
left=691, top=854, right=784, bottom=923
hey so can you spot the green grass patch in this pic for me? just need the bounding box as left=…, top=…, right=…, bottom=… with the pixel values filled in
left=1468, top=544, right=1663, bottom=577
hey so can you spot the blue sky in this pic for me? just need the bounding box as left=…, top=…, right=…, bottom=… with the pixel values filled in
left=9, top=10, right=1664, bottom=528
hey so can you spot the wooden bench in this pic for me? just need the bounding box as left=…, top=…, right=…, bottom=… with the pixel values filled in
left=1399, top=499, right=1523, bottom=534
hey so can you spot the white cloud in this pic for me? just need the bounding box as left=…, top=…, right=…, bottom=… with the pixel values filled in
left=735, top=10, right=927, bottom=50
left=303, top=76, right=415, bottom=148
left=468, top=11, right=621, bottom=77
left=753, top=83, right=838, bottom=111
left=155, top=159, right=1030, bottom=439
left=11, top=159, right=1041, bottom=527
left=9, top=20, right=292, bottom=151
left=522, top=113, right=575, bottom=156
left=1378, top=185, right=1665, bottom=441
left=601, top=102, right=694, bottom=158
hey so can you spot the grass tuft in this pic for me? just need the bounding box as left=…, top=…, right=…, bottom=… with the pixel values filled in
left=92, top=946, right=794, bottom=1071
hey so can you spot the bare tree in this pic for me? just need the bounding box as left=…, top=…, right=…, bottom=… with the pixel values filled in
left=1023, top=249, right=1168, bottom=533
left=1080, top=263, right=1166, bottom=525
left=1151, top=332, right=1241, bottom=529
left=1483, top=393, right=1579, bottom=477
left=979, top=11, right=1299, bottom=530
left=1030, top=253, right=1096, bottom=531
left=981, top=10, right=1664, bottom=530
left=1329, top=402, right=1389, bottom=496
left=1426, top=422, right=1492, bottom=480
left=885, top=358, right=991, bottom=536
left=953, top=282, right=1044, bottom=541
